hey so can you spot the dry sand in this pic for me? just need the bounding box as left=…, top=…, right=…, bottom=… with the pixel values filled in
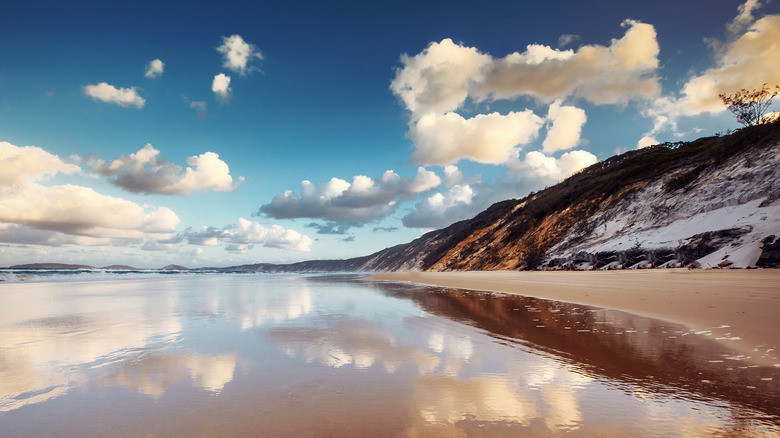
left=374, top=269, right=780, bottom=366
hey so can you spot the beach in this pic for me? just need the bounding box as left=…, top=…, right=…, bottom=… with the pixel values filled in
left=2, top=273, right=780, bottom=435
left=374, top=269, right=780, bottom=366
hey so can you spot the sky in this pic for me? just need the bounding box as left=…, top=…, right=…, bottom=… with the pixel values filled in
left=1, top=0, right=779, bottom=269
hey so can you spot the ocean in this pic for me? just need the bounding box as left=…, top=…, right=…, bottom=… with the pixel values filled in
left=1, top=272, right=778, bottom=436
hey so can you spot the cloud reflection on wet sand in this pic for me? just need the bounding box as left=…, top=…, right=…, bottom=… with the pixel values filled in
left=0, top=274, right=778, bottom=437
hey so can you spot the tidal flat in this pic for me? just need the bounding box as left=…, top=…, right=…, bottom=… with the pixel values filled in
left=1, top=273, right=778, bottom=437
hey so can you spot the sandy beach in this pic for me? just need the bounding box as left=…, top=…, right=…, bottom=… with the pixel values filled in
left=374, top=269, right=780, bottom=366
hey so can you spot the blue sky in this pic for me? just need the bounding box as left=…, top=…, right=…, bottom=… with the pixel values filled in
left=1, top=0, right=779, bottom=268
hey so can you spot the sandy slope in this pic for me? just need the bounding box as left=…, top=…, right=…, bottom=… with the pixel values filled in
left=374, top=269, right=780, bottom=366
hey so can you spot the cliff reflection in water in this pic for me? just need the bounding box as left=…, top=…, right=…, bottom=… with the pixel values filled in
left=367, top=278, right=780, bottom=422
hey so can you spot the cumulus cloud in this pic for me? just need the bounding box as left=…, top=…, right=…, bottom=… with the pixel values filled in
left=645, top=2, right=780, bottom=133
left=83, top=82, right=145, bottom=109
left=443, top=165, right=464, bottom=187
left=402, top=184, right=475, bottom=228
left=543, top=100, right=587, bottom=152
left=0, top=141, right=180, bottom=244
left=212, top=73, right=232, bottom=100
left=391, top=38, right=492, bottom=120
left=90, top=143, right=241, bottom=195
left=0, top=223, right=136, bottom=247
left=0, top=141, right=80, bottom=186
left=637, top=135, right=658, bottom=148
left=480, top=20, right=660, bottom=105
left=144, top=59, right=164, bottom=78
left=392, top=21, right=655, bottom=166
left=391, top=21, right=660, bottom=118
left=410, top=111, right=544, bottom=165
left=172, top=218, right=312, bottom=252
left=404, top=150, right=597, bottom=229
left=509, top=150, right=597, bottom=181
left=217, top=34, right=263, bottom=75
left=258, top=168, right=441, bottom=227
left=0, top=182, right=179, bottom=239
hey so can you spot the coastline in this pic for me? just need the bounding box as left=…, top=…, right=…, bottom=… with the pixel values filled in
left=373, top=269, right=780, bottom=367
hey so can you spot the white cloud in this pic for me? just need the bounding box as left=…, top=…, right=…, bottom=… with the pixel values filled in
left=0, top=223, right=134, bottom=247
left=258, top=168, right=441, bottom=226
left=390, top=38, right=492, bottom=120
left=0, top=141, right=80, bottom=187
left=391, top=20, right=660, bottom=119
left=0, top=141, right=180, bottom=242
left=174, top=218, right=313, bottom=252
left=212, top=73, right=232, bottom=100
left=404, top=150, right=596, bottom=229
left=409, top=111, right=544, bottom=165
left=83, top=82, right=145, bottom=108
left=479, top=20, right=660, bottom=105
left=402, top=184, right=475, bottom=228
left=227, top=218, right=312, bottom=252
left=543, top=100, right=587, bottom=152
left=144, top=59, right=164, bottom=78
left=509, top=150, right=597, bottom=181
left=637, top=135, right=657, bottom=148
left=90, top=143, right=241, bottom=195
left=646, top=3, right=780, bottom=130
left=728, top=0, right=762, bottom=35
left=0, top=182, right=179, bottom=239
left=217, top=34, right=263, bottom=75
left=443, top=165, right=463, bottom=187
left=392, top=21, right=657, bottom=167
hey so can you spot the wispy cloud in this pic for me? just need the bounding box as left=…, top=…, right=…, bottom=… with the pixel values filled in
left=189, top=101, right=208, bottom=120
left=557, top=34, right=580, bottom=47
left=83, top=82, right=145, bottom=108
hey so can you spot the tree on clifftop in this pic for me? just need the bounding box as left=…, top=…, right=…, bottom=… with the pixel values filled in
left=719, top=83, right=779, bottom=127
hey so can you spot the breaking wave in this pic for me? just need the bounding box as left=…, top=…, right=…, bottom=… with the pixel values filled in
left=0, top=269, right=246, bottom=284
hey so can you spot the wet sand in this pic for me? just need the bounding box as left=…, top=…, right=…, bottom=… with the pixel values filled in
left=374, top=269, right=780, bottom=366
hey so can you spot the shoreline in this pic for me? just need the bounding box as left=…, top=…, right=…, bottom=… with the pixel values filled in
left=373, top=269, right=780, bottom=367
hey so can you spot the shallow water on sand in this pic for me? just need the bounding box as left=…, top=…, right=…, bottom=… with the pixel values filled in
left=1, top=273, right=778, bottom=437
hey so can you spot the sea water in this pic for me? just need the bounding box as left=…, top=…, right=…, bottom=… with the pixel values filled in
left=0, top=273, right=778, bottom=437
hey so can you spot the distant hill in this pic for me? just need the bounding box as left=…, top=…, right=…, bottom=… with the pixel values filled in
left=160, top=265, right=189, bottom=271
left=220, top=121, right=780, bottom=272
